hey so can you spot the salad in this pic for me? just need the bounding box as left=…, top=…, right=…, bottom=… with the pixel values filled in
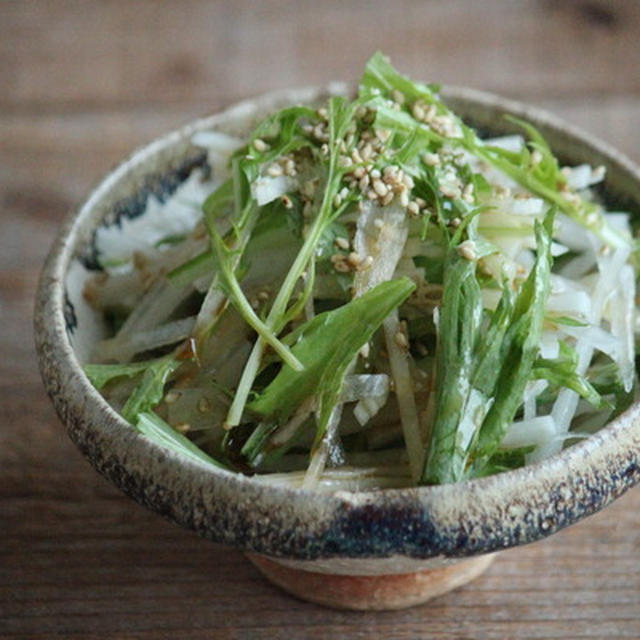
left=83, top=53, right=638, bottom=491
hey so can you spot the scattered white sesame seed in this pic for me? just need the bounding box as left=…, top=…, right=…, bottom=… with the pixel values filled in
left=402, top=173, right=415, bottom=190
left=457, top=240, right=478, bottom=261
left=359, top=342, right=371, bottom=359
left=412, top=102, right=425, bottom=121
left=176, top=423, right=191, bottom=434
left=407, top=201, right=420, bottom=216
left=381, top=191, right=394, bottom=206
left=423, top=152, right=440, bottom=166
left=164, top=390, right=181, bottom=404
left=394, top=331, right=408, bottom=350
left=531, top=149, right=543, bottom=166
left=335, top=236, right=350, bottom=250
left=281, top=195, right=293, bottom=209
left=373, top=179, right=388, bottom=197
left=253, top=138, right=269, bottom=152
left=353, top=166, right=365, bottom=179
left=198, top=398, right=211, bottom=414
left=267, top=164, right=283, bottom=177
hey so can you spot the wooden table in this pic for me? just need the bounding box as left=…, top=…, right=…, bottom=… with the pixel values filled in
left=3, top=2, right=640, bottom=637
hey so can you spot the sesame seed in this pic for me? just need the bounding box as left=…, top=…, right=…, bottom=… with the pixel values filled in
left=284, top=158, right=296, bottom=176
left=394, top=331, right=408, bottom=350
left=165, top=390, right=181, bottom=404
left=361, top=143, right=373, bottom=161
left=359, top=255, right=374, bottom=270
left=353, top=166, right=365, bottom=179
left=407, top=201, right=420, bottom=216
left=267, top=164, right=283, bottom=177
left=422, top=152, right=440, bottom=166
left=335, top=236, right=350, bottom=250
left=381, top=191, right=394, bottom=206
left=333, top=194, right=343, bottom=208
left=456, top=240, right=477, bottom=261
left=351, top=148, right=363, bottom=164
left=402, top=174, right=415, bottom=190
left=321, top=143, right=329, bottom=155
left=317, top=107, right=328, bottom=120
left=338, top=155, right=353, bottom=168
left=198, top=398, right=211, bottom=413
left=373, top=179, right=388, bottom=197
left=281, top=195, right=293, bottom=209
left=359, top=342, right=371, bottom=359
left=359, top=174, right=370, bottom=191
left=370, top=168, right=381, bottom=179
left=176, top=423, right=191, bottom=434
left=412, top=102, right=425, bottom=121
left=399, top=191, right=410, bottom=207
left=339, top=186, right=349, bottom=199
left=253, top=138, right=269, bottom=152
left=531, top=149, right=543, bottom=166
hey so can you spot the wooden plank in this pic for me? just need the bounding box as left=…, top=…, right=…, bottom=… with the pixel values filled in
left=2, top=0, right=640, bottom=111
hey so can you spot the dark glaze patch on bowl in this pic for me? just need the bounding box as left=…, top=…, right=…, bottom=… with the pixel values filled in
left=78, top=151, right=208, bottom=271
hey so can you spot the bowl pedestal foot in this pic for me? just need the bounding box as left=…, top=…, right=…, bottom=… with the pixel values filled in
left=247, top=552, right=495, bottom=610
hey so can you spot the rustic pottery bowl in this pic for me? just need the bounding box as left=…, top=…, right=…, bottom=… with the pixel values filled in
left=35, top=85, right=640, bottom=611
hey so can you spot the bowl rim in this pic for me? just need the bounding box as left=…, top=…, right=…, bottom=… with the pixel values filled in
left=34, top=84, right=640, bottom=561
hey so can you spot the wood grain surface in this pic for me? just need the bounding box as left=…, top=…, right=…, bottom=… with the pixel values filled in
left=2, top=1, right=640, bottom=638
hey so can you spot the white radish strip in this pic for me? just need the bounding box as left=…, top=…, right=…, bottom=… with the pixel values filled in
left=302, top=405, right=343, bottom=490
left=483, top=134, right=525, bottom=152
left=340, top=374, right=389, bottom=403
left=270, top=396, right=314, bottom=448
left=252, top=174, right=297, bottom=205
left=95, top=316, right=196, bottom=362
left=546, top=290, right=592, bottom=319
left=610, top=264, right=635, bottom=392
left=557, top=250, right=597, bottom=280
left=522, top=380, right=548, bottom=421
left=502, top=416, right=557, bottom=450
left=114, top=278, right=193, bottom=341
left=382, top=311, right=425, bottom=482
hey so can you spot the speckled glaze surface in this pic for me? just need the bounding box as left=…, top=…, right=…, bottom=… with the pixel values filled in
left=35, top=86, right=640, bottom=589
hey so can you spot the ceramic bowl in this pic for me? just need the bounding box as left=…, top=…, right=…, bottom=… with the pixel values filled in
left=35, top=85, right=640, bottom=610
